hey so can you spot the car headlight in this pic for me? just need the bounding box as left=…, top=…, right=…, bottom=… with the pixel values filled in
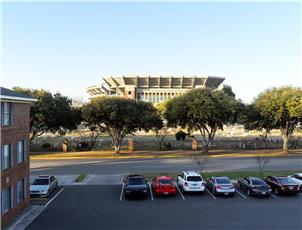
left=268, top=189, right=272, bottom=192
left=143, top=189, right=147, bottom=192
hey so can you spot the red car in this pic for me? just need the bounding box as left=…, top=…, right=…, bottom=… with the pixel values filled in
left=152, top=176, right=177, bottom=196
left=264, top=176, right=300, bottom=195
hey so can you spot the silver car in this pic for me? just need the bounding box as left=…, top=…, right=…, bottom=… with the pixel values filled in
left=288, top=173, right=302, bottom=191
left=30, top=175, right=58, bottom=197
left=207, top=176, right=235, bottom=196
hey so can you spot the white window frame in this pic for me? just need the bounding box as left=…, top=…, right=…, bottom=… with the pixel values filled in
left=17, top=179, right=24, bottom=204
left=1, top=187, right=11, bottom=214
left=1, top=144, right=10, bottom=171
left=17, top=141, right=24, bottom=164
left=2, top=102, right=11, bottom=126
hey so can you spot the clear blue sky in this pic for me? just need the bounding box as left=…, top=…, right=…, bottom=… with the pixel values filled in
left=2, top=2, right=301, bottom=103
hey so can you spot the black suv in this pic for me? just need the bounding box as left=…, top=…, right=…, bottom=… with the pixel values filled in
left=124, top=174, right=148, bottom=199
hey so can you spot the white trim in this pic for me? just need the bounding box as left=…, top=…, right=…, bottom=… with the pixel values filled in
left=0, top=95, right=37, bottom=102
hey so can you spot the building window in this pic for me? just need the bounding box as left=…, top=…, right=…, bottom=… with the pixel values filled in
left=17, top=179, right=24, bottom=204
left=1, top=102, right=13, bottom=126
left=17, top=141, right=25, bottom=164
left=1, top=187, right=11, bottom=214
left=1, top=144, right=11, bottom=171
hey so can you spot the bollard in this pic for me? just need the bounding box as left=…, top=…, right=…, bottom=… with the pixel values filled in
left=192, top=139, right=198, bottom=151
left=63, top=138, right=68, bottom=152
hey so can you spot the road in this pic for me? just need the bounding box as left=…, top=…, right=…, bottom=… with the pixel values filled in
left=30, top=156, right=302, bottom=175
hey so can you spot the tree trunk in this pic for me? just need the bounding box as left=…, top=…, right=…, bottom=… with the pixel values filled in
left=282, top=135, right=289, bottom=153
left=114, top=144, right=120, bottom=154
left=202, top=144, right=209, bottom=153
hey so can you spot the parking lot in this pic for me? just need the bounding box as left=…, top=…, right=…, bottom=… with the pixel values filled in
left=27, top=184, right=302, bottom=230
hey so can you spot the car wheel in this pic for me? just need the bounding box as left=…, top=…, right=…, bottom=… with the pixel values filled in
left=274, top=188, right=279, bottom=195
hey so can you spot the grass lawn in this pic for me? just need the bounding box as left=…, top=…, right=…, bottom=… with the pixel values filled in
left=74, top=174, right=87, bottom=183
left=141, top=170, right=300, bottom=181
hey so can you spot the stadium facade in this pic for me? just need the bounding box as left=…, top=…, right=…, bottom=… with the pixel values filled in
left=87, top=75, right=225, bottom=103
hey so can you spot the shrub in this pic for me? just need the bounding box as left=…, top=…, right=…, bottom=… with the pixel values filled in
left=175, top=130, right=187, bottom=141
left=76, top=142, right=90, bottom=151
left=41, top=142, right=51, bottom=149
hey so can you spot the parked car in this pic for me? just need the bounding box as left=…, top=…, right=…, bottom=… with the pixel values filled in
left=288, top=173, right=302, bottom=191
left=206, top=176, right=235, bottom=196
left=152, top=176, right=177, bottom=196
left=177, top=171, right=205, bottom=193
left=264, top=176, right=299, bottom=195
left=124, top=174, right=148, bottom=199
left=238, top=177, right=271, bottom=197
left=30, top=175, right=57, bottom=197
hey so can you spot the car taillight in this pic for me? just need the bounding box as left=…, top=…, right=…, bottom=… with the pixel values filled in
left=184, top=182, right=188, bottom=186
left=216, top=185, right=223, bottom=189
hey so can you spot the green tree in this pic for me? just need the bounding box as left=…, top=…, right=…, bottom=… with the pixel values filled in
left=13, top=87, right=80, bottom=141
left=82, top=97, right=162, bottom=154
left=244, top=86, right=302, bottom=152
left=165, top=88, right=243, bottom=153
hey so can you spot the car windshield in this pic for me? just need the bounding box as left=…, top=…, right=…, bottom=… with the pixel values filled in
left=159, top=179, right=172, bottom=184
left=294, top=175, right=302, bottom=180
left=33, top=179, right=49, bottom=185
left=128, top=178, right=145, bottom=185
left=187, top=176, right=202, bottom=182
left=278, top=178, right=296, bottom=185
left=251, top=179, right=266, bottom=186
left=216, top=178, right=230, bottom=184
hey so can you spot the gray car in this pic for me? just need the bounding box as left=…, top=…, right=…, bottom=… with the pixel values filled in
left=30, top=175, right=58, bottom=197
left=206, top=176, right=235, bottom=196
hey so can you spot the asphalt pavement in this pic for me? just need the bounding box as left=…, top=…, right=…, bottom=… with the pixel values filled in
left=26, top=185, right=302, bottom=230
left=30, top=156, right=302, bottom=175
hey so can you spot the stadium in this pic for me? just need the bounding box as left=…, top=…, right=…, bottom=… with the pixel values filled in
left=87, top=75, right=225, bottom=103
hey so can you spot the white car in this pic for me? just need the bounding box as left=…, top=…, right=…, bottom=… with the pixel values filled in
left=30, top=175, right=58, bottom=197
left=177, top=171, right=205, bottom=193
left=288, top=173, right=302, bottom=191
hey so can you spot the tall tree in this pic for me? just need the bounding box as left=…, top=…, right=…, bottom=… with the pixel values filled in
left=13, top=87, right=80, bottom=141
left=165, top=88, right=243, bottom=153
left=244, top=86, right=302, bottom=152
left=82, top=97, right=162, bottom=154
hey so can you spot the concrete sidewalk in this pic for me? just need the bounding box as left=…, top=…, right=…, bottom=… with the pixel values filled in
left=5, top=206, right=45, bottom=230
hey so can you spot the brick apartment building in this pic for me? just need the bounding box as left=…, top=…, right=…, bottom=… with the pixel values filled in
left=1, top=87, right=36, bottom=228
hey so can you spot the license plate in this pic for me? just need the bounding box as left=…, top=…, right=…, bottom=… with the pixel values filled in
left=164, top=192, right=168, bottom=194
left=224, top=193, right=229, bottom=195
left=262, top=192, right=266, bottom=195
left=289, top=187, right=293, bottom=190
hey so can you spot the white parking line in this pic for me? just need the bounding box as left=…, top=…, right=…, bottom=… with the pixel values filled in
left=205, top=188, right=216, bottom=200
left=120, top=183, right=125, bottom=201
left=235, top=189, right=248, bottom=199
left=270, top=194, right=277, bottom=198
left=45, top=188, right=64, bottom=207
left=148, top=183, right=154, bottom=201
left=174, top=182, right=185, bottom=200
